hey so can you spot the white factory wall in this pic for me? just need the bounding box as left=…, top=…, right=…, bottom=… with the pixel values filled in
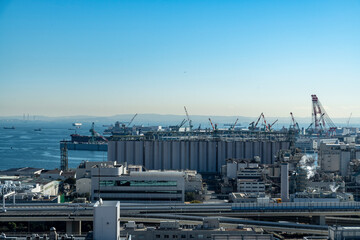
left=108, top=140, right=290, bottom=173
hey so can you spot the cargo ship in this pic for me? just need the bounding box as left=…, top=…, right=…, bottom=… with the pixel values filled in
left=60, top=123, right=108, bottom=151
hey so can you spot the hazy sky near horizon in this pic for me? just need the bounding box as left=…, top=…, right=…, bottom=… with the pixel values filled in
left=1, top=0, right=359, bottom=118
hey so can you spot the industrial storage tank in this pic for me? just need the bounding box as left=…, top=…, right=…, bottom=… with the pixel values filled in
left=108, top=138, right=291, bottom=174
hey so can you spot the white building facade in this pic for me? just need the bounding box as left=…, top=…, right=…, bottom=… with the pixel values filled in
left=91, top=166, right=186, bottom=202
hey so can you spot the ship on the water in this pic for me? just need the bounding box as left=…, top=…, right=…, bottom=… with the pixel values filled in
left=102, top=113, right=163, bottom=136
left=60, top=122, right=108, bottom=151
left=3, top=126, right=15, bottom=130
left=103, top=113, right=138, bottom=135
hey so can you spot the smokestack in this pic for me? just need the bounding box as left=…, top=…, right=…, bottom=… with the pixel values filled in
left=281, top=163, right=289, bottom=202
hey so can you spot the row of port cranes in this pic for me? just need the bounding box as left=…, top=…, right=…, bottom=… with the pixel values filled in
left=110, top=94, right=339, bottom=142
left=110, top=106, right=293, bottom=143
left=177, top=95, right=337, bottom=136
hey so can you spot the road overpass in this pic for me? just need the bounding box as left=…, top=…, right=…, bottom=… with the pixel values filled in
left=1, top=202, right=360, bottom=234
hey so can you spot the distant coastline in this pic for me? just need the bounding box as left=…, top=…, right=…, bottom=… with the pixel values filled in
left=0, top=113, right=356, bottom=127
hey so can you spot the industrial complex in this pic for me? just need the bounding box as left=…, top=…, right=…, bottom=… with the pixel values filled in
left=2, top=95, right=360, bottom=239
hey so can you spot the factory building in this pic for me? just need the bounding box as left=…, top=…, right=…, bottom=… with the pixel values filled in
left=318, top=143, right=360, bottom=176
left=220, top=158, right=266, bottom=195
left=295, top=138, right=317, bottom=152
left=89, top=162, right=206, bottom=202
left=107, top=140, right=291, bottom=174
left=237, top=179, right=265, bottom=193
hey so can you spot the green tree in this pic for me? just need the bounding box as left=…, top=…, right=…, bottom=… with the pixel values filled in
left=7, top=222, right=16, bottom=231
left=64, top=177, right=76, bottom=185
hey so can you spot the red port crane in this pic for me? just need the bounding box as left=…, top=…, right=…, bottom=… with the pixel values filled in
left=231, top=118, right=239, bottom=130
left=311, top=94, right=336, bottom=134
left=208, top=118, right=215, bottom=130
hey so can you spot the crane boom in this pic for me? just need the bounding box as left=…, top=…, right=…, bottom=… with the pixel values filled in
left=270, top=119, right=278, bottom=128
left=262, top=113, right=269, bottom=131
left=311, top=94, right=336, bottom=132
left=290, top=112, right=296, bottom=128
left=89, top=122, right=108, bottom=142
left=254, top=113, right=263, bottom=128
left=306, top=123, right=313, bottom=131
left=231, top=118, right=239, bottom=130
left=347, top=113, right=352, bottom=127
left=178, top=119, right=187, bottom=128
left=184, top=106, right=193, bottom=130
left=318, top=113, right=326, bottom=125
left=127, top=113, right=138, bottom=127
left=290, top=112, right=300, bottom=133
left=208, top=118, right=215, bottom=130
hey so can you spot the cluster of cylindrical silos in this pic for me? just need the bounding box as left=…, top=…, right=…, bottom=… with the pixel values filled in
left=107, top=140, right=291, bottom=173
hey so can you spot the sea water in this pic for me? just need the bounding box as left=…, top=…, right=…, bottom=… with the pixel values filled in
left=0, top=121, right=108, bottom=170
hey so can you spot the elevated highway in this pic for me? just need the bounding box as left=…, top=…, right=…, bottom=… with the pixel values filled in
left=3, top=202, right=360, bottom=218
left=1, top=202, right=360, bottom=234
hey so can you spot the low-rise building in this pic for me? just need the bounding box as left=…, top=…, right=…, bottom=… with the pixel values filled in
left=91, top=163, right=187, bottom=202
left=0, top=167, right=43, bottom=177
left=76, top=160, right=116, bottom=179
left=0, top=176, right=60, bottom=203
left=40, top=169, right=63, bottom=180
left=221, top=158, right=266, bottom=195
left=237, top=179, right=265, bottom=193
left=39, top=169, right=76, bottom=180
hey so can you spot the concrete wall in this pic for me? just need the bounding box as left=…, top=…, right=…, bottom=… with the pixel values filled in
left=108, top=140, right=291, bottom=173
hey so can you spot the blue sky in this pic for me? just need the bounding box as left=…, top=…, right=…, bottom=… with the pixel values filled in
left=0, top=0, right=359, bottom=117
